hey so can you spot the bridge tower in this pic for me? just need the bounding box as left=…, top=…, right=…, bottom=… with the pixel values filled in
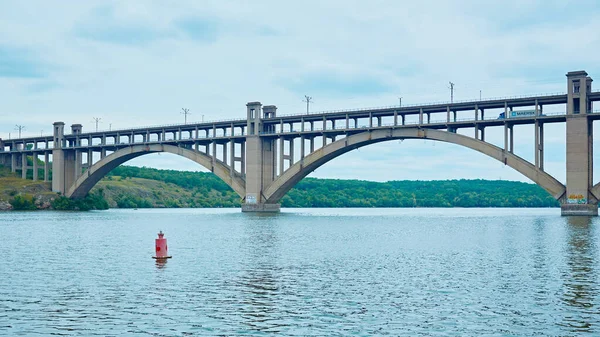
left=242, top=102, right=280, bottom=212
left=562, top=71, right=597, bottom=215
left=51, top=122, right=66, bottom=193
left=51, top=122, right=81, bottom=195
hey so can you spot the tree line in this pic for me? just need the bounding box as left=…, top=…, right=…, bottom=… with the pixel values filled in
left=106, top=166, right=558, bottom=208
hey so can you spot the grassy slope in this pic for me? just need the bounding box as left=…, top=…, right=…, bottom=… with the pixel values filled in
left=94, top=176, right=239, bottom=208
left=0, top=167, right=55, bottom=204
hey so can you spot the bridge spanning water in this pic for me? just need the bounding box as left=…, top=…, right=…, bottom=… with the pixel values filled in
left=2, top=71, right=600, bottom=215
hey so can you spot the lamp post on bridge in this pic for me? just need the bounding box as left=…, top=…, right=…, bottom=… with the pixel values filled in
left=303, top=95, right=313, bottom=114
left=181, top=108, right=191, bottom=124
left=92, top=117, right=101, bottom=132
left=15, top=125, right=25, bottom=138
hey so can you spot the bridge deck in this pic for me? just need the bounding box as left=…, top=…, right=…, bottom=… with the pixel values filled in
left=3, top=91, right=600, bottom=151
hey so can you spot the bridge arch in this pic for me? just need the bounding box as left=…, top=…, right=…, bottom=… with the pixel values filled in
left=263, top=128, right=566, bottom=203
left=590, top=183, right=600, bottom=202
left=66, top=144, right=245, bottom=199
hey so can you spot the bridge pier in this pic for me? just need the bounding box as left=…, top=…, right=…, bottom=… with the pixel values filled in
left=44, top=152, right=49, bottom=182
left=51, top=122, right=66, bottom=193
left=32, top=153, right=38, bottom=181
left=51, top=122, right=80, bottom=195
left=561, top=204, right=598, bottom=216
left=11, top=153, right=16, bottom=173
left=242, top=102, right=281, bottom=213
left=561, top=71, right=597, bottom=216
left=241, top=203, right=281, bottom=212
left=21, top=153, right=27, bottom=179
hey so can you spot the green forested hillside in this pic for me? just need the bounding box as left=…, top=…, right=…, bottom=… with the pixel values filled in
left=98, top=166, right=559, bottom=208
left=282, top=178, right=557, bottom=207
left=0, top=164, right=559, bottom=209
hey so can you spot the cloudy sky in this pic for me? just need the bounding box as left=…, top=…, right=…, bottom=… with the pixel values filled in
left=2, top=0, right=600, bottom=184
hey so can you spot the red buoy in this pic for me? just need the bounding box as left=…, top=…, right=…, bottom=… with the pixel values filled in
left=153, top=231, right=172, bottom=259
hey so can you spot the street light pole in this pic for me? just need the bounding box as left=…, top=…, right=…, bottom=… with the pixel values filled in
left=303, top=95, right=313, bottom=114
left=181, top=108, right=191, bottom=124
left=92, top=117, right=101, bottom=132
left=14, top=125, right=25, bottom=138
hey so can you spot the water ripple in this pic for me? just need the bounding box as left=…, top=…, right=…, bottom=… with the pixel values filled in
left=0, top=208, right=599, bottom=335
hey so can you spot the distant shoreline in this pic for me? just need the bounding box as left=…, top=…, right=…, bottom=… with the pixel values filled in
left=0, top=165, right=559, bottom=210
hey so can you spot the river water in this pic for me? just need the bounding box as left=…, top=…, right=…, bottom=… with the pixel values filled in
left=0, top=208, right=599, bottom=336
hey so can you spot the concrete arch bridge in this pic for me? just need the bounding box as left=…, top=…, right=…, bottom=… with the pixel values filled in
left=2, top=70, right=600, bottom=215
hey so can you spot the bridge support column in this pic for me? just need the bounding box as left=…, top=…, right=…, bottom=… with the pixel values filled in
left=74, top=150, right=82, bottom=180
left=0, top=149, right=8, bottom=167
left=509, top=125, right=514, bottom=153
left=11, top=152, right=16, bottom=173
left=279, top=138, right=284, bottom=175
left=229, top=140, right=235, bottom=176
left=21, top=153, right=27, bottom=179
left=242, top=102, right=280, bottom=213
left=51, top=121, right=76, bottom=195
left=535, top=122, right=544, bottom=170
left=562, top=71, right=597, bottom=216
left=240, top=142, right=246, bottom=176
left=562, top=115, right=596, bottom=215
left=502, top=124, right=508, bottom=163
left=0, top=153, right=7, bottom=169
left=33, top=153, right=38, bottom=181
left=44, top=152, right=49, bottom=182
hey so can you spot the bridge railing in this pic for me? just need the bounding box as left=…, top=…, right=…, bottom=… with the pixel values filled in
left=74, top=118, right=248, bottom=135
left=274, top=92, right=567, bottom=118
left=5, top=90, right=582, bottom=141
left=70, top=90, right=573, bottom=137
left=114, top=92, right=596, bottom=136
left=92, top=110, right=587, bottom=140
left=9, top=108, right=599, bottom=146
left=258, top=111, right=578, bottom=136
left=65, top=90, right=588, bottom=139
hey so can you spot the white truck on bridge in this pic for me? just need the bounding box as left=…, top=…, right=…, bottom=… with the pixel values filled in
left=498, top=109, right=537, bottom=119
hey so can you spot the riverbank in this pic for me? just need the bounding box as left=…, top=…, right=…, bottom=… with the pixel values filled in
left=0, top=165, right=559, bottom=210
left=0, top=167, right=56, bottom=210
